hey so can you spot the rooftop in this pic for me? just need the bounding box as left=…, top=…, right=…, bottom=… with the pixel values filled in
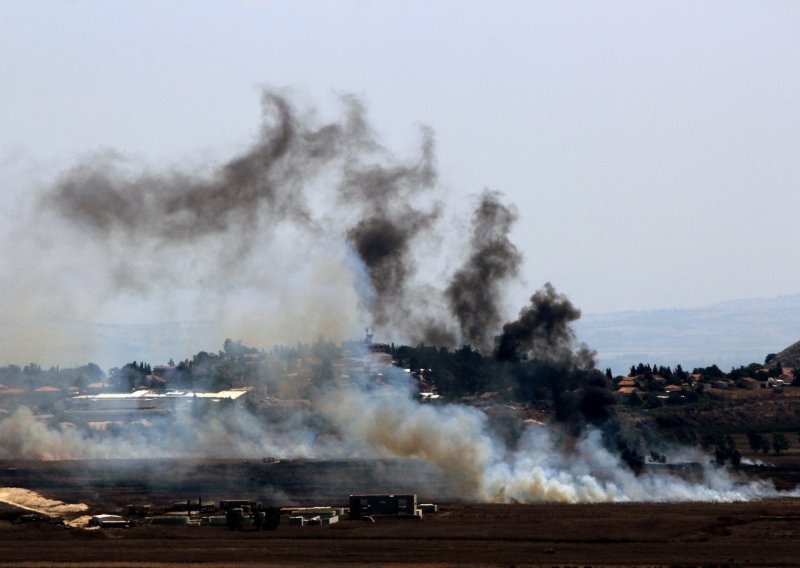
left=72, top=388, right=251, bottom=402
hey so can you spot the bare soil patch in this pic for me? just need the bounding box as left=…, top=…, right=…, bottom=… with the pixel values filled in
left=1, top=500, right=800, bottom=566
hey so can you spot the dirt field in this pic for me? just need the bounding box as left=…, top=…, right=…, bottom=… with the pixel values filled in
left=1, top=459, right=800, bottom=567
left=2, top=500, right=800, bottom=566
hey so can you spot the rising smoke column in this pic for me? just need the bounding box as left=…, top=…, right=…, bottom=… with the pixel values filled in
left=494, top=283, right=585, bottom=364
left=493, top=283, right=614, bottom=435
left=32, top=90, right=448, bottom=351
left=25, top=89, right=533, bottom=356
left=33, top=92, right=378, bottom=350
left=445, top=190, right=521, bottom=353
left=339, top=125, right=445, bottom=338
left=6, top=88, right=790, bottom=505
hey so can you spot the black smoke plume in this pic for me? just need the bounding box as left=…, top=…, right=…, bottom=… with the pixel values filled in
left=446, top=191, right=521, bottom=353
left=45, top=92, right=368, bottom=243
left=39, top=88, right=594, bottom=374
left=494, top=283, right=584, bottom=364
left=39, top=90, right=443, bottom=339
left=3, top=89, right=783, bottom=503
left=339, top=126, right=441, bottom=331
left=494, top=284, right=616, bottom=440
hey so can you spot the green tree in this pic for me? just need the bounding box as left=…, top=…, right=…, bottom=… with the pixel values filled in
left=643, top=392, right=662, bottom=409
left=74, top=374, right=88, bottom=392
left=712, top=434, right=741, bottom=467
left=747, top=430, right=769, bottom=453
left=772, top=432, right=791, bottom=455
left=452, top=344, right=485, bottom=395
left=693, top=364, right=724, bottom=379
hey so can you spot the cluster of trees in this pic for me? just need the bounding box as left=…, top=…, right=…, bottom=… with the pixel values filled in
left=746, top=431, right=793, bottom=456
left=692, top=431, right=791, bottom=466
left=627, top=362, right=691, bottom=383
left=94, top=339, right=621, bottom=443
left=5, top=335, right=799, bottom=473
left=626, top=360, right=798, bottom=386
left=390, top=344, right=501, bottom=397
left=389, top=343, right=616, bottom=433
left=707, top=433, right=742, bottom=466
left=111, top=362, right=153, bottom=391
left=109, top=341, right=266, bottom=393
left=108, top=338, right=347, bottom=395
left=0, top=362, right=105, bottom=391
left=728, top=362, right=793, bottom=383
left=618, top=363, right=702, bottom=409
left=625, top=388, right=704, bottom=409
left=618, top=357, right=800, bottom=411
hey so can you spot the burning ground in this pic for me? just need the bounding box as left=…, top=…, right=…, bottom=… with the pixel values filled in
left=0, top=347, right=792, bottom=504
left=0, top=90, right=797, bottom=504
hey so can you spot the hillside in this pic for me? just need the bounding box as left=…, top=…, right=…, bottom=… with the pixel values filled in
left=776, top=339, right=800, bottom=369
left=575, top=294, right=800, bottom=374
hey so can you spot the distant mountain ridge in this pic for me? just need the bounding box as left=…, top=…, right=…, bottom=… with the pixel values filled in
left=1, top=295, right=798, bottom=376
left=574, top=294, right=800, bottom=375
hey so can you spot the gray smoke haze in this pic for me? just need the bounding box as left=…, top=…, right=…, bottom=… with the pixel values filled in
left=41, top=92, right=369, bottom=294
left=0, top=364, right=788, bottom=504
left=29, top=90, right=456, bottom=356
left=446, top=191, right=521, bottom=353
left=4, top=89, right=788, bottom=504
left=338, top=125, right=452, bottom=341
left=10, top=89, right=531, bottom=363
left=45, top=93, right=365, bottom=242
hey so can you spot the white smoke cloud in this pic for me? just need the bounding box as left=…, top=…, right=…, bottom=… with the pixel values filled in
left=0, top=366, right=792, bottom=504
left=0, top=91, right=793, bottom=504
left=485, top=428, right=779, bottom=503
left=313, top=367, right=789, bottom=503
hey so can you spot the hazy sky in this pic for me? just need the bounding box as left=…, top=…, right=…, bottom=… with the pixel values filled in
left=2, top=0, right=798, bottom=318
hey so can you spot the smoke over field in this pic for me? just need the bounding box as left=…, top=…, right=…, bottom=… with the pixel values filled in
left=0, top=365, right=787, bottom=504
left=0, top=90, right=794, bottom=504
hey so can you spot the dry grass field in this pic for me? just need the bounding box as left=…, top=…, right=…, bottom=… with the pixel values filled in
left=1, top=458, right=799, bottom=567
